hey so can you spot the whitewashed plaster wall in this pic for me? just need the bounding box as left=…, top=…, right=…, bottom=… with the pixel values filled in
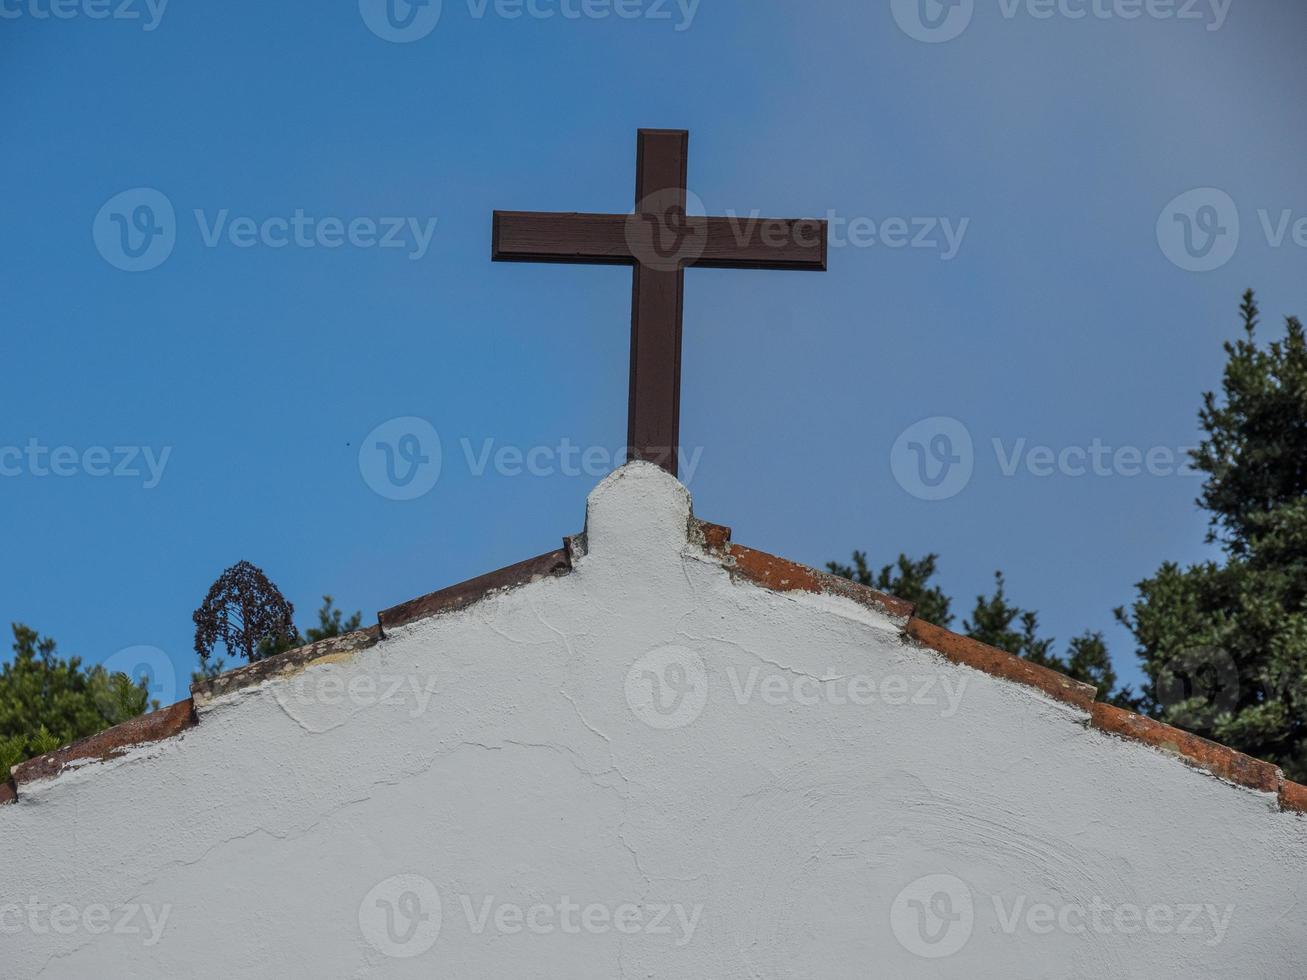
left=2, top=462, right=1305, bottom=979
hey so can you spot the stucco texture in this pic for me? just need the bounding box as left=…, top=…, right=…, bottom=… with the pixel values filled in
left=2, top=462, right=1305, bottom=978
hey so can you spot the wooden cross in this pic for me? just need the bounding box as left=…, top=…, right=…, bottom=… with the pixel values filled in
left=492, top=128, right=828, bottom=477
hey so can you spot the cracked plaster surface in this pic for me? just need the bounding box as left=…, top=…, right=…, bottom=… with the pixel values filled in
left=3, top=463, right=1306, bottom=978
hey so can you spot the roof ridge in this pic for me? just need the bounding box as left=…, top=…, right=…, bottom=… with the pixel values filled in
left=697, top=519, right=1307, bottom=815
left=9, top=700, right=197, bottom=788
left=5, top=521, right=1305, bottom=817
left=191, top=626, right=385, bottom=708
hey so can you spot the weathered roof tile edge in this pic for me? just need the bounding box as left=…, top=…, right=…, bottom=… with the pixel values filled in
left=191, top=626, right=386, bottom=708
left=5, top=519, right=1305, bottom=815
left=701, top=519, right=1304, bottom=813
left=9, top=699, right=197, bottom=789
left=376, top=544, right=575, bottom=632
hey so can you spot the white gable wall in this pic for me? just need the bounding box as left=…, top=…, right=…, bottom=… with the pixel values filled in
left=2, top=462, right=1304, bottom=978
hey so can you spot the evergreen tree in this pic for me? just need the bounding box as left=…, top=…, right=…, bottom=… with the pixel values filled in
left=827, top=551, right=954, bottom=627
left=0, top=625, right=154, bottom=776
left=1118, top=291, right=1307, bottom=779
left=827, top=556, right=1134, bottom=706
left=259, top=595, right=363, bottom=658
left=965, top=572, right=1128, bottom=708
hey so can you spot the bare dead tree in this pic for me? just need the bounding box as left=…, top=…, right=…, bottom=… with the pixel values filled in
left=193, top=561, right=296, bottom=663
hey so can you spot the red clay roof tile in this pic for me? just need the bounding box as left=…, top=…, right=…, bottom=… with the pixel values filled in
left=906, top=617, right=1098, bottom=712
left=1090, top=703, right=1281, bottom=794
left=11, top=699, right=196, bottom=789
left=5, top=520, right=1306, bottom=819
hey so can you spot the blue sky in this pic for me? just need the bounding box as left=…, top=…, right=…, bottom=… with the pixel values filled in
left=2, top=0, right=1305, bottom=706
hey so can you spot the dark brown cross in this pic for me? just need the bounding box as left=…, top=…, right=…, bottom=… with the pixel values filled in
left=492, top=128, right=828, bottom=477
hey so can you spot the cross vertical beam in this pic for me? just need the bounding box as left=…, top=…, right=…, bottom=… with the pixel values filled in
left=491, top=128, right=828, bottom=479
left=629, top=129, right=689, bottom=473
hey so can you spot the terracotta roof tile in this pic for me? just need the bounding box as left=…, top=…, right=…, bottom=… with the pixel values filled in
left=5, top=517, right=1306, bottom=819
left=378, top=546, right=574, bottom=631
left=11, top=699, right=196, bottom=789
left=1090, top=703, right=1280, bottom=794
left=905, top=617, right=1098, bottom=712
left=1279, top=778, right=1307, bottom=814
left=191, top=627, right=383, bottom=707
left=692, top=530, right=1304, bottom=812
left=700, top=521, right=914, bottom=622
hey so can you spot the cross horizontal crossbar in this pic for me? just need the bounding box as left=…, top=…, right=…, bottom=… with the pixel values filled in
left=490, top=129, right=829, bottom=478
left=492, top=211, right=828, bottom=271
